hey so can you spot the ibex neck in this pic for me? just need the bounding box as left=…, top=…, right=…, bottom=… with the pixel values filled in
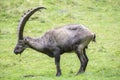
left=26, top=37, right=44, bottom=52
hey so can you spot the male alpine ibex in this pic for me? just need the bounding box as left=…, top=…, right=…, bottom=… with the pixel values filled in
left=14, top=7, right=96, bottom=76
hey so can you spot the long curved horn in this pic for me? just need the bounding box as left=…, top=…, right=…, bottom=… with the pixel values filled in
left=18, top=7, right=46, bottom=40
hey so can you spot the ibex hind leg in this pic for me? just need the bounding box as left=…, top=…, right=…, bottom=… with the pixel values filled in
left=83, top=47, right=89, bottom=71
left=75, top=46, right=88, bottom=75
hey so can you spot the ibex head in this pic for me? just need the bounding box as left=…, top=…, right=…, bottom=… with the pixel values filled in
left=14, top=7, right=46, bottom=55
left=14, top=39, right=27, bottom=54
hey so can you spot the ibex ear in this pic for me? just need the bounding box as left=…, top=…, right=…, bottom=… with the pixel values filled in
left=24, top=37, right=29, bottom=43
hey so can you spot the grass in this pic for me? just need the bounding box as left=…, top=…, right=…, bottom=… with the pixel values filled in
left=0, top=0, right=120, bottom=80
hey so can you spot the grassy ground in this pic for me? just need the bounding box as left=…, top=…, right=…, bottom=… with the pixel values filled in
left=0, top=0, right=120, bottom=80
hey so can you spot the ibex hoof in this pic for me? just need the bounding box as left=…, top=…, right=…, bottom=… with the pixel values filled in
left=76, top=71, right=84, bottom=76
left=56, top=72, right=61, bottom=77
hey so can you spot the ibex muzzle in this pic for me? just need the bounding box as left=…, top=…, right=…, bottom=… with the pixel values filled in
left=14, top=40, right=26, bottom=54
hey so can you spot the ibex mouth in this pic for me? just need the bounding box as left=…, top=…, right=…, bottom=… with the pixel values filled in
left=14, top=51, right=20, bottom=55
left=14, top=49, right=23, bottom=55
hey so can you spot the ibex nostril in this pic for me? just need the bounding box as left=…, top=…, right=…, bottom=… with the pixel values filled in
left=14, top=48, right=18, bottom=54
left=14, top=50, right=18, bottom=54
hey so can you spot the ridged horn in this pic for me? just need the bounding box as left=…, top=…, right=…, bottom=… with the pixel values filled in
left=18, top=7, right=46, bottom=40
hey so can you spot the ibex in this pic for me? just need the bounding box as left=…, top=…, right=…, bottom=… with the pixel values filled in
left=14, top=7, right=96, bottom=76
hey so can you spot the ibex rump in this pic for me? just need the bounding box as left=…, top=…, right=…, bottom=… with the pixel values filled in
left=14, top=7, right=96, bottom=76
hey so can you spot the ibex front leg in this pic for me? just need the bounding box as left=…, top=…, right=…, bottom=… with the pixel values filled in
left=54, top=50, right=61, bottom=76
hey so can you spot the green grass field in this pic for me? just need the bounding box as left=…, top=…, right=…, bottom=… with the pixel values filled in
left=0, top=0, right=120, bottom=80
